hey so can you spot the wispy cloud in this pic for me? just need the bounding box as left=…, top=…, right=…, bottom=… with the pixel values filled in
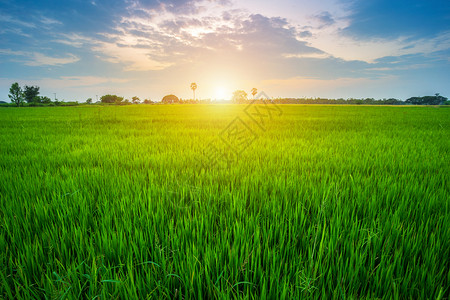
left=40, top=76, right=131, bottom=88
left=0, top=49, right=79, bottom=66
left=0, top=13, right=35, bottom=28
left=283, top=52, right=330, bottom=59
left=40, top=16, right=62, bottom=25
left=0, top=76, right=131, bottom=89
left=26, top=53, right=79, bottom=66
left=303, top=25, right=450, bottom=63
left=92, top=40, right=174, bottom=71
left=0, top=27, right=31, bottom=38
left=53, top=33, right=94, bottom=48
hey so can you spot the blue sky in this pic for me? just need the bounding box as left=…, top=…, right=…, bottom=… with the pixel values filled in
left=0, top=0, right=449, bottom=101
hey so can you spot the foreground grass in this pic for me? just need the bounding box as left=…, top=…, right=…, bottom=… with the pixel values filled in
left=0, top=105, right=449, bottom=299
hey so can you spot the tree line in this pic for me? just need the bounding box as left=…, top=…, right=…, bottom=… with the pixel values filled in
left=230, top=90, right=449, bottom=105
left=5, top=82, right=449, bottom=107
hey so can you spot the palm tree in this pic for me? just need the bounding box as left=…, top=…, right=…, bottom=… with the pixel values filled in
left=190, top=83, right=197, bottom=100
left=251, top=88, right=258, bottom=99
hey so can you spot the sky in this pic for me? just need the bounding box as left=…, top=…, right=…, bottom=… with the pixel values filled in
left=0, top=0, right=449, bottom=101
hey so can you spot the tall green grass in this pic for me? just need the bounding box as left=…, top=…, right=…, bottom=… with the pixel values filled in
left=1, top=105, right=449, bottom=299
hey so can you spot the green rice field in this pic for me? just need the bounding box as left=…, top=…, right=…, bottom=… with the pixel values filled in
left=1, top=104, right=449, bottom=299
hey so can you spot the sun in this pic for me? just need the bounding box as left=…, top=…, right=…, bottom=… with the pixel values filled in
left=214, top=87, right=230, bottom=100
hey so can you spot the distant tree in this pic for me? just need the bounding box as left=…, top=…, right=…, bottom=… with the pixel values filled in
left=190, top=83, right=197, bottom=100
left=42, top=96, right=52, bottom=104
left=231, top=90, right=248, bottom=104
left=8, top=82, right=23, bottom=107
left=364, top=98, right=375, bottom=104
left=23, top=85, right=40, bottom=103
left=161, top=94, right=180, bottom=104
left=132, top=96, right=140, bottom=104
left=85, top=98, right=93, bottom=104
left=100, top=94, right=124, bottom=104
left=383, top=98, right=402, bottom=105
left=115, top=97, right=124, bottom=105
left=432, top=94, right=447, bottom=105
left=143, top=99, right=153, bottom=104
left=251, top=88, right=258, bottom=99
left=123, top=99, right=131, bottom=105
left=405, top=94, right=447, bottom=105
left=29, top=95, right=51, bottom=104
left=405, top=97, right=421, bottom=105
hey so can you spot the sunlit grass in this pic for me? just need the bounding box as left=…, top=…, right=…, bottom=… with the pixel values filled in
left=0, top=105, right=449, bottom=299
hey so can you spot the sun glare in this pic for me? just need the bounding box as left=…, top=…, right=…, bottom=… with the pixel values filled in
left=214, top=87, right=230, bottom=100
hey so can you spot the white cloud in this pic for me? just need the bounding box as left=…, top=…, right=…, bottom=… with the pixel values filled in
left=40, top=76, right=131, bottom=88
left=49, top=1, right=328, bottom=73
left=306, top=30, right=450, bottom=63
left=0, top=49, right=79, bottom=66
left=0, top=49, right=29, bottom=56
left=0, top=27, right=32, bottom=38
left=0, top=14, right=35, bottom=28
left=92, top=40, right=174, bottom=71
left=283, top=52, right=330, bottom=59
left=53, top=33, right=95, bottom=48
left=40, top=16, right=62, bottom=25
left=0, top=76, right=131, bottom=89
left=279, top=3, right=450, bottom=63
left=26, top=53, right=79, bottom=66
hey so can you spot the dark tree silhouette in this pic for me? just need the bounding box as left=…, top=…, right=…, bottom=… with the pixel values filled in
left=405, top=94, right=447, bottom=105
left=101, top=94, right=124, bottom=104
left=23, top=85, right=40, bottom=103
left=190, top=83, right=197, bottom=100
left=251, top=88, right=258, bottom=99
left=162, top=94, right=180, bottom=104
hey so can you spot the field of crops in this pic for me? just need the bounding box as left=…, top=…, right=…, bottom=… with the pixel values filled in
left=1, top=104, right=449, bottom=299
